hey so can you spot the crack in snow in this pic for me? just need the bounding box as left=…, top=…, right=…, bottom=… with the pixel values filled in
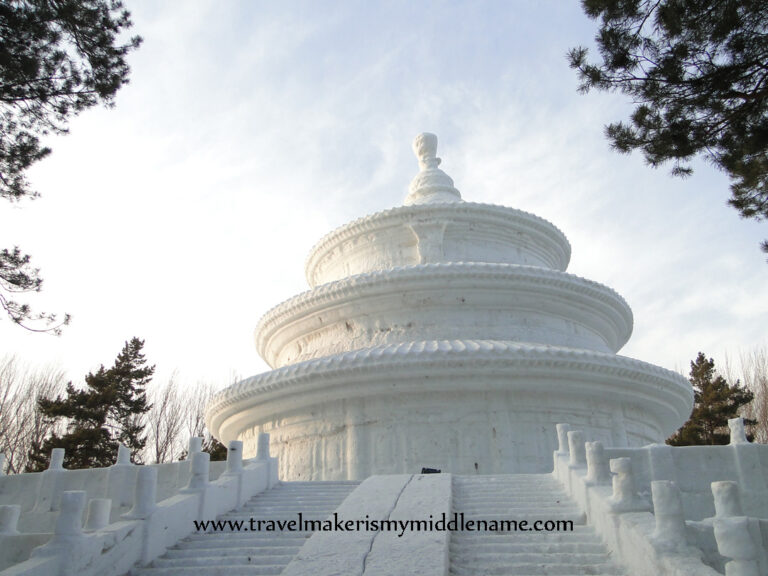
left=360, top=474, right=414, bottom=575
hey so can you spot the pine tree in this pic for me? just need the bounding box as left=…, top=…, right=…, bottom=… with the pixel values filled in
left=668, top=352, right=756, bottom=445
left=569, top=0, right=768, bottom=255
left=203, top=436, right=229, bottom=461
left=1, top=0, right=141, bottom=330
left=26, top=338, right=154, bottom=470
left=177, top=436, right=228, bottom=462
left=107, top=338, right=153, bottom=457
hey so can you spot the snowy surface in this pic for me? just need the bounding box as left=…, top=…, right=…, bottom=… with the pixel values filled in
left=207, top=134, right=692, bottom=481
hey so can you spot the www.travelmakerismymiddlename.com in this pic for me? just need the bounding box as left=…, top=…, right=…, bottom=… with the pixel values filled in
left=194, top=513, right=574, bottom=538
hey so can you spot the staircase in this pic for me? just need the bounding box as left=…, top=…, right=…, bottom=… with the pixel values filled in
left=130, top=481, right=359, bottom=576
left=450, top=475, right=625, bottom=576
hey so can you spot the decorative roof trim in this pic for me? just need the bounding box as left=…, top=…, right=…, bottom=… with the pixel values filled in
left=207, top=339, right=692, bottom=438
left=256, top=262, right=633, bottom=359
left=305, top=202, right=572, bottom=284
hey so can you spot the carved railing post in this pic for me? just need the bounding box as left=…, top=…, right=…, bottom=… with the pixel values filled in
left=183, top=451, right=210, bottom=493
left=555, top=423, right=571, bottom=457
left=49, top=448, right=65, bottom=471
left=609, top=457, right=643, bottom=512
left=179, top=436, right=204, bottom=486
left=33, top=447, right=66, bottom=512
left=585, top=441, right=611, bottom=485
left=32, top=490, right=87, bottom=570
left=55, top=491, right=85, bottom=537
left=31, top=490, right=85, bottom=574
left=0, top=505, right=20, bottom=534
left=727, top=418, right=768, bottom=493
left=257, top=432, right=271, bottom=461
left=728, top=417, right=749, bottom=445
left=115, top=444, right=131, bottom=465
left=712, top=481, right=760, bottom=576
left=553, top=423, right=571, bottom=476
left=224, top=440, right=245, bottom=506
left=651, top=481, right=687, bottom=549
left=257, top=432, right=279, bottom=487
left=48, top=448, right=64, bottom=471
left=713, top=481, right=743, bottom=517
left=714, top=518, right=760, bottom=576
left=107, top=443, right=135, bottom=507
left=123, top=466, right=158, bottom=520
left=567, top=430, right=586, bottom=468
left=225, top=440, right=243, bottom=475
left=84, top=498, right=112, bottom=531
left=188, top=436, right=203, bottom=455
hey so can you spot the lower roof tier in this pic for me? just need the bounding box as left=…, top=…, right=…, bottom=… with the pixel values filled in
left=208, top=339, right=692, bottom=445
left=256, top=262, right=633, bottom=368
left=206, top=340, right=693, bottom=478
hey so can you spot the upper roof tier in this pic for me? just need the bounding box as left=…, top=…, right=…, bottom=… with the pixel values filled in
left=305, top=134, right=571, bottom=288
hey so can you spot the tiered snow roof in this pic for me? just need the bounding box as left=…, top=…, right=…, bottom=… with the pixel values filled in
left=206, top=133, right=693, bottom=480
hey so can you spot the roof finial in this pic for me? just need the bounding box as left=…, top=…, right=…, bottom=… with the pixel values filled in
left=405, top=133, right=462, bottom=206
left=413, top=133, right=440, bottom=171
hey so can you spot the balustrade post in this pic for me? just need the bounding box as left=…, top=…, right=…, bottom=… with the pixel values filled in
left=183, top=452, right=210, bottom=493
left=107, top=443, right=135, bottom=507
left=84, top=498, right=112, bottom=531
left=711, top=481, right=760, bottom=576
left=555, top=423, right=571, bottom=456
left=257, top=433, right=271, bottom=461
left=0, top=505, right=20, bottom=534
left=225, top=440, right=243, bottom=475
left=567, top=430, right=586, bottom=468
left=651, top=480, right=687, bottom=548
left=123, top=466, right=158, bottom=520
left=33, top=448, right=66, bottom=513
left=728, top=417, right=749, bottom=445
left=609, top=457, right=644, bottom=512
left=585, top=441, right=611, bottom=485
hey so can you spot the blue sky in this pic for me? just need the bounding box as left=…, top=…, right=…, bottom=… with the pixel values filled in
left=2, top=0, right=766, bottom=390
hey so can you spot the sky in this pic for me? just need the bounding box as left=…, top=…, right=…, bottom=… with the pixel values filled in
left=2, top=0, right=766, bottom=395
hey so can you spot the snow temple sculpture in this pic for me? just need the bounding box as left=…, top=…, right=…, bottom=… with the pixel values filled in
left=206, top=133, right=694, bottom=481
left=2, top=135, right=768, bottom=576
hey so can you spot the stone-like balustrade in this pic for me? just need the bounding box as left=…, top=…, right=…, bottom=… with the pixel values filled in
left=2, top=419, right=766, bottom=576
left=0, top=435, right=279, bottom=575
left=553, top=418, right=768, bottom=576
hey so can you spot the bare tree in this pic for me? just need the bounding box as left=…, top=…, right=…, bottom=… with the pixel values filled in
left=184, top=381, right=214, bottom=440
left=0, top=355, right=66, bottom=473
left=0, top=356, right=235, bottom=470
left=141, top=377, right=229, bottom=463
left=739, top=348, right=768, bottom=444
left=180, top=380, right=229, bottom=459
left=724, top=348, right=768, bottom=444
left=143, top=373, right=186, bottom=463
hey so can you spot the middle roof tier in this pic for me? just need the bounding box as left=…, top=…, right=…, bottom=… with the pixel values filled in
left=256, top=262, right=633, bottom=369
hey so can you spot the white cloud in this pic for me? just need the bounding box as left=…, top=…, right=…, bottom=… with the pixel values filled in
left=2, top=0, right=765, bottom=392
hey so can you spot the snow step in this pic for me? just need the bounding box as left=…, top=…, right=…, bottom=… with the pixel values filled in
left=150, top=554, right=296, bottom=567
left=185, top=532, right=310, bottom=542
left=129, top=480, right=359, bottom=576
left=450, top=531, right=602, bottom=544
left=132, top=566, right=284, bottom=575
left=448, top=541, right=609, bottom=554
left=453, top=508, right=585, bottom=516
left=165, top=546, right=302, bottom=558
left=449, top=474, right=625, bottom=576
left=180, top=536, right=307, bottom=549
left=451, top=563, right=624, bottom=576
left=450, top=551, right=616, bottom=564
